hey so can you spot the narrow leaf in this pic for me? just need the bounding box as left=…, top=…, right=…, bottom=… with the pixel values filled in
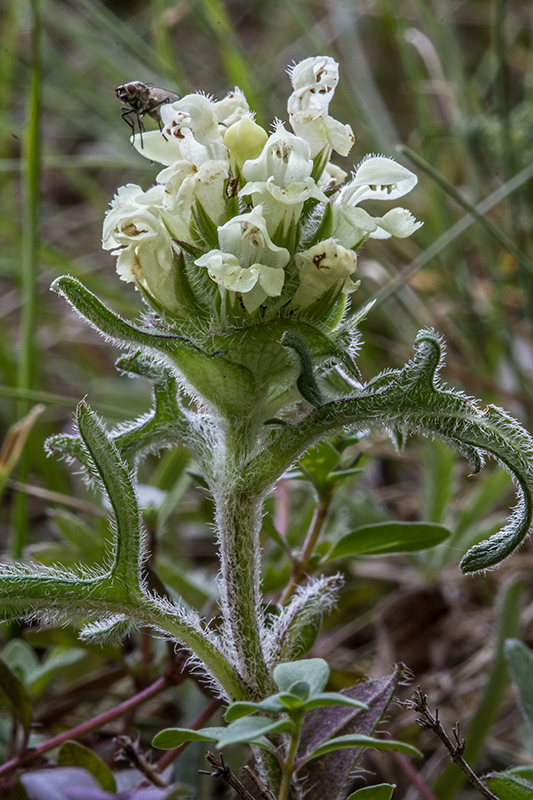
left=76, top=402, right=144, bottom=596
left=301, top=693, right=368, bottom=713
left=326, top=522, right=451, bottom=561
left=152, top=726, right=225, bottom=749
left=281, top=331, right=324, bottom=407
left=304, top=733, right=422, bottom=762
left=217, top=716, right=294, bottom=748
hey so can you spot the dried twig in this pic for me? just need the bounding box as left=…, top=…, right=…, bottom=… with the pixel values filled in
left=242, top=764, right=278, bottom=800
left=113, top=735, right=169, bottom=789
left=404, top=687, right=499, bottom=800
left=199, top=751, right=257, bottom=800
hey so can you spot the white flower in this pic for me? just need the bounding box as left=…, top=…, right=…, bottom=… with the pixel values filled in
left=195, top=206, right=289, bottom=312
left=290, top=239, right=359, bottom=310
left=213, top=88, right=250, bottom=128
left=243, top=124, right=314, bottom=186
left=132, top=94, right=229, bottom=167
left=318, top=162, right=348, bottom=191
left=370, top=208, right=424, bottom=239
left=287, top=56, right=339, bottom=116
left=102, top=184, right=179, bottom=311
left=195, top=250, right=285, bottom=313
left=241, top=124, right=328, bottom=233
left=331, top=156, right=422, bottom=248
left=132, top=130, right=183, bottom=166
left=161, top=94, right=228, bottom=164
left=102, top=184, right=167, bottom=249
left=287, top=56, right=354, bottom=158
left=337, top=156, right=419, bottom=204
left=157, top=159, right=229, bottom=235
left=218, top=206, right=290, bottom=272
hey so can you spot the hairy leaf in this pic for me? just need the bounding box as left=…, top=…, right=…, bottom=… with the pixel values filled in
left=249, top=330, right=533, bottom=572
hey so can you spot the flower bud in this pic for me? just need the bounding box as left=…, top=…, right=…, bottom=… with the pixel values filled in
left=290, top=240, right=359, bottom=310
left=224, top=116, right=268, bottom=168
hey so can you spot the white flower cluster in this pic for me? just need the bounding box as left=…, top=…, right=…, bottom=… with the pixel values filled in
left=103, top=56, right=422, bottom=319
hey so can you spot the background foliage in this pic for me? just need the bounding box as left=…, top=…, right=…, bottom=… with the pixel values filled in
left=1, top=0, right=532, bottom=798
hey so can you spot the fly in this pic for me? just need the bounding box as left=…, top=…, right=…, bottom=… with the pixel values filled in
left=115, top=81, right=180, bottom=144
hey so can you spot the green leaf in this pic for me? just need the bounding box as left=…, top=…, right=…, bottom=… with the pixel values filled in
left=345, top=784, right=396, bottom=800
left=1, top=639, right=39, bottom=681
left=52, top=276, right=256, bottom=416
left=152, top=726, right=226, bottom=749
left=225, top=701, right=266, bottom=721
left=76, top=402, right=143, bottom=599
left=325, top=521, right=451, bottom=561
left=26, top=646, right=88, bottom=697
left=300, top=692, right=368, bottom=713
left=299, top=440, right=341, bottom=492
left=249, top=329, right=533, bottom=572
left=505, top=639, right=533, bottom=731
left=58, top=741, right=116, bottom=793
left=217, top=716, right=294, bottom=748
left=274, top=658, right=330, bottom=695
left=0, top=658, right=32, bottom=738
left=484, top=770, right=533, bottom=800
left=304, top=734, right=422, bottom=763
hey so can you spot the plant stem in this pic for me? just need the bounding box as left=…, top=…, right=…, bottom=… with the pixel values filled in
left=214, top=481, right=273, bottom=696
left=278, top=719, right=301, bottom=800
left=279, top=490, right=332, bottom=604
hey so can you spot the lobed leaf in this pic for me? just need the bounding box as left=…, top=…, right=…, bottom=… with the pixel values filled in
left=249, top=329, right=533, bottom=572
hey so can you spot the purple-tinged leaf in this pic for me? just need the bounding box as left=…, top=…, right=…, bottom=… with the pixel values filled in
left=297, top=665, right=404, bottom=800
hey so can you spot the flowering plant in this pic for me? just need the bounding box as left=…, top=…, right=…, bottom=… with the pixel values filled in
left=2, top=56, right=533, bottom=799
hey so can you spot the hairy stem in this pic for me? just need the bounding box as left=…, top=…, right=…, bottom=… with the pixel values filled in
left=214, top=482, right=273, bottom=697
